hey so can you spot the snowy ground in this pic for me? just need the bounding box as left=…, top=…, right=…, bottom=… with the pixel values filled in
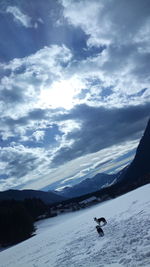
left=0, top=184, right=150, bottom=267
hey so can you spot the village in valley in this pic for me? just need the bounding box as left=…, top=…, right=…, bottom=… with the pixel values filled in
left=36, top=196, right=105, bottom=221
left=46, top=196, right=105, bottom=219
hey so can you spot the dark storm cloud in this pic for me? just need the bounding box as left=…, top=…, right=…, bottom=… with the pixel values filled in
left=1, top=109, right=47, bottom=128
left=52, top=103, right=150, bottom=166
left=103, top=44, right=150, bottom=81
left=0, top=77, right=32, bottom=109
left=0, top=145, right=43, bottom=180
left=28, top=109, right=47, bottom=120
left=0, top=87, right=24, bottom=103
left=0, top=108, right=51, bottom=143
left=1, top=107, right=65, bottom=129
left=3, top=154, right=37, bottom=178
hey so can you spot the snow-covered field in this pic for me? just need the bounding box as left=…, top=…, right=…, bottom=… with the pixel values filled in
left=0, top=184, right=150, bottom=267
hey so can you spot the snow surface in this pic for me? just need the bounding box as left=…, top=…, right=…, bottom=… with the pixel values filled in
left=0, top=184, right=150, bottom=267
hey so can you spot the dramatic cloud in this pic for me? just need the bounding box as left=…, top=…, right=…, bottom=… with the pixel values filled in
left=0, top=145, right=46, bottom=190
left=62, top=0, right=150, bottom=46
left=0, top=44, right=72, bottom=137
left=61, top=0, right=150, bottom=105
left=52, top=103, right=150, bottom=166
left=0, top=0, right=150, bottom=190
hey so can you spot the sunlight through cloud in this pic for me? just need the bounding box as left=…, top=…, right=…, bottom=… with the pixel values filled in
left=39, top=77, right=84, bottom=109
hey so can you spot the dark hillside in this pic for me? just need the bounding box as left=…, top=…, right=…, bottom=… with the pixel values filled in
left=122, top=119, right=150, bottom=184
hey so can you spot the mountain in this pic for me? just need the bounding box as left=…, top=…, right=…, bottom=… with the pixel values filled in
left=0, top=189, right=65, bottom=204
left=55, top=173, right=117, bottom=198
left=2, top=120, right=149, bottom=205
left=58, top=118, right=150, bottom=201
left=121, top=118, right=150, bottom=185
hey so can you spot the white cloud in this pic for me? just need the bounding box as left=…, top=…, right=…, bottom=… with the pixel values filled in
left=32, top=130, right=45, bottom=142
left=1, top=1, right=150, bottom=190
left=39, top=76, right=84, bottom=109
left=0, top=45, right=76, bottom=144
left=6, top=6, right=33, bottom=28
left=0, top=44, right=73, bottom=139
left=62, top=0, right=150, bottom=47
left=0, top=144, right=52, bottom=191
left=61, top=0, right=150, bottom=107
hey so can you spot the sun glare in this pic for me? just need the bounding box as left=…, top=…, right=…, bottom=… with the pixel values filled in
left=39, top=78, right=83, bottom=109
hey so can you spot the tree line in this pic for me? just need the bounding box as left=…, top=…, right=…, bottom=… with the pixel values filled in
left=0, top=198, right=48, bottom=247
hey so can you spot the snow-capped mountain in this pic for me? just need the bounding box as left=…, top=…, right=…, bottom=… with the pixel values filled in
left=59, top=118, right=150, bottom=200
left=0, top=189, right=65, bottom=204
left=55, top=173, right=117, bottom=198
left=0, top=183, right=150, bottom=266
left=55, top=164, right=130, bottom=199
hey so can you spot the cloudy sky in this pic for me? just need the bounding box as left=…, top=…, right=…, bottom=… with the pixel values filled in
left=0, top=0, right=150, bottom=191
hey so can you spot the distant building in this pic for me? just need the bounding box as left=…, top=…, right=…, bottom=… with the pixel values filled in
left=79, top=196, right=97, bottom=205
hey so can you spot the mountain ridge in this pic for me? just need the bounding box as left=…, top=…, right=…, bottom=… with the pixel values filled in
left=0, top=189, right=65, bottom=204
left=58, top=119, right=150, bottom=202
left=54, top=172, right=117, bottom=198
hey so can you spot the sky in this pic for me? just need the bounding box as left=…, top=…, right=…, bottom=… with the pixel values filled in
left=0, top=0, right=150, bottom=192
